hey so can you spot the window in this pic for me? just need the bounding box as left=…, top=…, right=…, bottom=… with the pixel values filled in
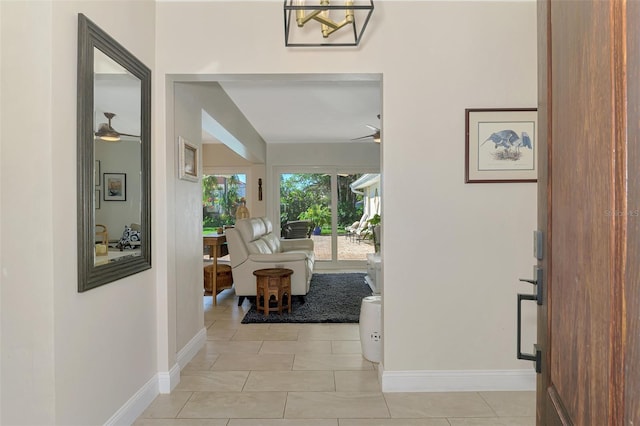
left=202, top=173, right=247, bottom=229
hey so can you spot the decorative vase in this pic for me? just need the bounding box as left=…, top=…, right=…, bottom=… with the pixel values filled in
left=313, top=226, right=322, bottom=235
left=235, top=199, right=250, bottom=220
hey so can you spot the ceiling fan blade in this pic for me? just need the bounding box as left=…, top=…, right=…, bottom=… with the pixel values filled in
left=118, top=132, right=140, bottom=138
left=365, top=124, right=380, bottom=132
left=351, top=133, right=377, bottom=141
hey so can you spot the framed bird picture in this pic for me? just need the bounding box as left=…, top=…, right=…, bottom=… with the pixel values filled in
left=465, top=108, right=538, bottom=183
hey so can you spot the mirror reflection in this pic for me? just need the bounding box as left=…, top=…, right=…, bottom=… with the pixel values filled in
left=77, top=13, right=151, bottom=292
left=93, top=48, right=142, bottom=266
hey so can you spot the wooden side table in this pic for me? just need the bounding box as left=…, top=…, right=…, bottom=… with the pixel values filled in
left=204, top=263, right=233, bottom=306
left=253, top=268, right=293, bottom=315
left=202, top=233, right=228, bottom=296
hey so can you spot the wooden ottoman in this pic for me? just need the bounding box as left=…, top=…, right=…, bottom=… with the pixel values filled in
left=253, top=268, right=293, bottom=315
left=204, top=263, right=233, bottom=306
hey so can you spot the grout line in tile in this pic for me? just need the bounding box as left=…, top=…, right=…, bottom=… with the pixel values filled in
left=173, top=391, right=195, bottom=419
left=240, top=370, right=251, bottom=392
left=283, top=391, right=289, bottom=419
left=477, top=390, right=499, bottom=417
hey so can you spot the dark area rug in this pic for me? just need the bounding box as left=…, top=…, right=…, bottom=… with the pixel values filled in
left=241, top=273, right=371, bottom=324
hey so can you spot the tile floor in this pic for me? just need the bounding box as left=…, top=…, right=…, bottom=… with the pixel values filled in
left=135, top=289, right=535, bottom=426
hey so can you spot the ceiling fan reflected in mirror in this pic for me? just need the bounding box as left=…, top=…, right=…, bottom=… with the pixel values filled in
left=351, top=114, right=381, bottom=143
left=95, top=112, right=140, bottom=142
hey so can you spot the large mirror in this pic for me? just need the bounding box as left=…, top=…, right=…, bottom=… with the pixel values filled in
left=77, top=14, right=151, bottom=292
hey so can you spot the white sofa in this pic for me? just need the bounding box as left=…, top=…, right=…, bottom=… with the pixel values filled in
left=225, top=217, right=315, bottom=301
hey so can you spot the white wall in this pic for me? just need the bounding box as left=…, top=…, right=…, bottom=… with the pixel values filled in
left=173, top=83, right=206, bottom=352
left=203, top=144, right=254, bottom=167
left=1, top=2, right=56, bottom=423
left=156, top=0, right=538, bottom=385
left=1, top=1, right=157, bottom=425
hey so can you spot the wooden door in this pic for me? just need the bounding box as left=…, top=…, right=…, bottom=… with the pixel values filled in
left=537, top=0, right=640, bottom=424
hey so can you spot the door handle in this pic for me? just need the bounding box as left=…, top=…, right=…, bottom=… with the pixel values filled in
left=517, top=293, right=541, bottom=373
left=518, top=266, right=543, bottom=305
left=516, top=266, right=543, bottom=373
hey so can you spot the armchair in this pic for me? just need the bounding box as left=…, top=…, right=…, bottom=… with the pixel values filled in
left=225, top=217, right=315, bottom=303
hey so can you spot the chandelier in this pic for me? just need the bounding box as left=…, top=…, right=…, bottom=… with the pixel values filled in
left=284, top=0, right=374, bottom=47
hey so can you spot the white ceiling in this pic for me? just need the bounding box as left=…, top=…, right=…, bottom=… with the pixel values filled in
left=205, top=78, right=382, bottom=144
left=95, top=70, right=382, bottom=145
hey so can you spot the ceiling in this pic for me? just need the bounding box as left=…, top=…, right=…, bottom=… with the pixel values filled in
left=95, top=70, right=382, bottom=146
left=204, top=78, right=382, bottom=144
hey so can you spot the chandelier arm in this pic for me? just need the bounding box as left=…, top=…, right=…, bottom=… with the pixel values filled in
left=296, top=9, right=323, bottom=26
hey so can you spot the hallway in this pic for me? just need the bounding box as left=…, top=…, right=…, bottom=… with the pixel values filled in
left=134, top=291, right=535, bottom=425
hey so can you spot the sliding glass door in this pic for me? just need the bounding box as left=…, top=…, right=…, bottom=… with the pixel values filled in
left=278, top=169, right=379, bottom=267
left=280, top=173, right=332, bottom=260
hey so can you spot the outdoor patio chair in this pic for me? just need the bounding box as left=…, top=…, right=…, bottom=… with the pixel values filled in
left=283, top=220, right=312, bottom=239
left=345, top=221, right=359, bottom=240
left=355, top=222, right=372, bottom=243
left=346, top=214, right=368, bottom=242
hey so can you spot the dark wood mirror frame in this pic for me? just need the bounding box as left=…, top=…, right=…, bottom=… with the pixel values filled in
left=77, top=14, right=151, bottom=292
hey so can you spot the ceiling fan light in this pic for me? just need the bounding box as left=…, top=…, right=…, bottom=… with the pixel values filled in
left=95, top=123, right=121, bottom=142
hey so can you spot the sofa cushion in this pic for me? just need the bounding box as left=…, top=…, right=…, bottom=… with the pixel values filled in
left=247, top=238, right=272, bottom=255
left=261, top=233, right=282, bottom=253
left=261, top=217, right=274, bottom=233
left=237, top=218, right=266, bottom=242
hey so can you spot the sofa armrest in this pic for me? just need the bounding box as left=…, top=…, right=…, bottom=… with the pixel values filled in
left=280, top=238, right=314, bottom=252
left=248, top=252, right=308, bottom=263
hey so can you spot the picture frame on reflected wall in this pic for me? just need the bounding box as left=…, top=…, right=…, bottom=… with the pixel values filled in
left=465, top=108, right=538, bottom=183
left=94, top=160, right=101, bottom=187
left=103, top=173, right=127, bottom=201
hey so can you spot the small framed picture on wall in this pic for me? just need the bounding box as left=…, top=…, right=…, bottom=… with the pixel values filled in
left=103, top=173, right=127, bottom=201
left=465, top=108, right=538, bottom=183
left=178, top=136, right=199, bottom=182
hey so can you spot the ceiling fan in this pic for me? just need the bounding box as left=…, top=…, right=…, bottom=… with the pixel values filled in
left=95, top=112, right=140, bottom=142
left=351, top=114, right=381, bottom=143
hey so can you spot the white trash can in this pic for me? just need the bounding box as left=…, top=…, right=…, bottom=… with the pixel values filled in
left=359, top=295, right=382, bottom=362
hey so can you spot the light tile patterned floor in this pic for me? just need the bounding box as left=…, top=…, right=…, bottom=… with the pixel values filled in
left=135, top=291, right=535, bottom=425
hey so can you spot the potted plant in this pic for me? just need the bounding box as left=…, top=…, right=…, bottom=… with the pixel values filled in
left=298, top=205, right=331, bottom=235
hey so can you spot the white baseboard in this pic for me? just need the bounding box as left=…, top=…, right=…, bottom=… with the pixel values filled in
left=157, top=326, right=206, bottom=394
left=104, top=374, right=158, bottom=426
left=105, top=328, right=207, bottom=424
left=379, top=364, right=536, bottom=392
left=158, top=363, right=180, bottom=394
left=177, top=327, right=207, bottom=370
